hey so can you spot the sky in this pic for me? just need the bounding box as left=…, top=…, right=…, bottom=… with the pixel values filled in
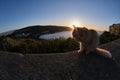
left=0, top=0, right=120, bottom=32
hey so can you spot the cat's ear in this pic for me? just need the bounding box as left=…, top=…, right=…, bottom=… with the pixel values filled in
left=73, top=25, right=77, bottom=30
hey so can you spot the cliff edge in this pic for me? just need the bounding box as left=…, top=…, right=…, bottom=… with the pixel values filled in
left=0, top=39, right=120, bottom=80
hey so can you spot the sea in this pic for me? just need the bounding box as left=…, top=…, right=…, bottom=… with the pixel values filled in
left=40, top=31, right=103, bottom=39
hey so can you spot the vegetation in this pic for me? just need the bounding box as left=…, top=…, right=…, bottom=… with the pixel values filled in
left=0, top=31, right=120, bottom=54
left=0, top=37, right=79, bottom=54
left=99, top=31, right=120, bottom=44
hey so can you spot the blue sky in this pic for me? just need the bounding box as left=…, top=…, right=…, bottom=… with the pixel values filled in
left=0, top=0, right=120, bottom=32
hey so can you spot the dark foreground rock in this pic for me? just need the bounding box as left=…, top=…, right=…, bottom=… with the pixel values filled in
left=0, top=39, right=120, bottom=80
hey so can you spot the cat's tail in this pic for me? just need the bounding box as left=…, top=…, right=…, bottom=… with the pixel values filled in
left=95, top=48, right=112, bottom=59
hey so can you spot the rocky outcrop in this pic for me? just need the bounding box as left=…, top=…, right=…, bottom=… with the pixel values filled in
left=0, top=39, right=120, bottom=80
left=109, top=24, right=120, bottom=35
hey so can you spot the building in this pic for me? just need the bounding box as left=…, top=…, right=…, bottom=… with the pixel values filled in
left=109, top=24, right=120, bottom=35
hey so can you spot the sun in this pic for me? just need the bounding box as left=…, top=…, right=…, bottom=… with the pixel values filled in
left=72, top=21, right=80, bottom=27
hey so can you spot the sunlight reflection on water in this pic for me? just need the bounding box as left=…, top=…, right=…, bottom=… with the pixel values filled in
left=40, top=31, right=72, bottom=39
left=40, top=31, right=103, bottom=39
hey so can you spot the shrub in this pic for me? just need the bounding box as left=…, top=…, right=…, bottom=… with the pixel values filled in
left=1, top=31, right=119, bottom=54
left=0, top=37, right=79, bottom=54
left=100, top=31, right=120, bottom=44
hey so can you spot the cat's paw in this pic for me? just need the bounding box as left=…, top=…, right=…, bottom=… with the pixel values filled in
left=78, top=50, right=85, bottom=54
left=78, top=50, right=81, bottom=53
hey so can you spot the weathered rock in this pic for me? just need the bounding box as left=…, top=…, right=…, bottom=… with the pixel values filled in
left=0, top=39, right=120, bottom=80
left=109, top=24, right=120, bottom=35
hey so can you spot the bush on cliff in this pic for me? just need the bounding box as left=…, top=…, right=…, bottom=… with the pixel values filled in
left=100, top=31, right=120, bottom=44
left=0, top=37, right=79, bottom=53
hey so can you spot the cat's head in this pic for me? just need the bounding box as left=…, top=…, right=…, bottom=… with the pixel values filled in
left=72, top=25, right=88, bottom=42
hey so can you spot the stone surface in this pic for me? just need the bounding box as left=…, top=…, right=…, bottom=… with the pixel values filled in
left=0, top=39, right=120, bottom=80
left=109, top=24, right=120, bottom=35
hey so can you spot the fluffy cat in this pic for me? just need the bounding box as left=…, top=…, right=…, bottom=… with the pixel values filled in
left=72, top=25, right=112, bottom=59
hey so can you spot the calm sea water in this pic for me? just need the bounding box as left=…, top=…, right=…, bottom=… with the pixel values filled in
left=40, top=31, right=103, bottom=39
left=40, top=31, right=72, bottom=39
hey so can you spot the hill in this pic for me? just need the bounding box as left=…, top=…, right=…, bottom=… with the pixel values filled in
left=4, top=25, right=72, bottom=39
left=0, top=39, right=120, bottom=80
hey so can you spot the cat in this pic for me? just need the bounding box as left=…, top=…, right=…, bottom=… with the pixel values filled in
left=72, top=25, right=112, bottom=59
